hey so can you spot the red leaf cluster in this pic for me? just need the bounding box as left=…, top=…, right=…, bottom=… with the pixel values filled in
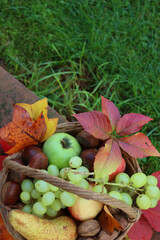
left=73, top=96, right=160, bottom=179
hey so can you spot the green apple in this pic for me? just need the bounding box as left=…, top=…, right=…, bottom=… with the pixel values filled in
left=43, top=133, right=81, bottom=169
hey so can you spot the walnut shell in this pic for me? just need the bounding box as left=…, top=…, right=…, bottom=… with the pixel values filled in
left=78, top=219, right=101, bottom=237
left=98, top=230, right=119, bottom=240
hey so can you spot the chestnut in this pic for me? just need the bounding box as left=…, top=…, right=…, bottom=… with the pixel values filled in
left=29, top=152, right=48, bottom=169
left=22, top=146, right=42, bottom=164
left=80, top=149, right=97, bottom=172
left=76, top=131, right=99, bottom=148
left=2, top=181, right=21, bottom=205
left=10, top=158, right=26, bottom=183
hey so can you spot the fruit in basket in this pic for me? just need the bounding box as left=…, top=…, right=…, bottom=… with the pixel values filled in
left=80, top=149, right=97, bottom=172
left=76, top=130, right=99, bottom=148
left=2, top=181, right=21, bottom=205
left=68, top=195, right=103, bottom=221
left=8, top=209, right=77, bottom=240
left=10, top=158, right=26, bottom=183
left=29, top=152, right=48, bottom=169
left=68, top=184, right=103, bottom=221
left=43, top=133, right=81, bottom=169
left=22, top=146, right=42, bottom=164
left=22, top=146, right=48, bottom=169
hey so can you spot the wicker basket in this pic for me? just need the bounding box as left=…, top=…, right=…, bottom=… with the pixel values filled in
left=0, top=122, right=141, bottom=240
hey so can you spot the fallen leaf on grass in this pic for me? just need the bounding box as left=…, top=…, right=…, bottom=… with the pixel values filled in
left=99, top=205, right=123, bottom=235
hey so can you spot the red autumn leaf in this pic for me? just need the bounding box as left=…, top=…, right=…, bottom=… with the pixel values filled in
left=94, top=139, right=125, bottom=179
left=142, top=202, right=160, bottom=232
left=116, top=113, right=153, bottom=136
left=0, top=105, right=46, bottom=154
left=73, top=111, right=112, bottom=140
left=0, top=213, right=14, bottom=240
left=99, top=205, right=123, bottom=235
left=118, top=133, right=160, bottom=158
left=0, top=139, right=14, bottom=153
left=101, top=96, right=121, bottom=131
left=152, top=170, right=160, bottom=188
left=128, top=214, right=153, bottom=240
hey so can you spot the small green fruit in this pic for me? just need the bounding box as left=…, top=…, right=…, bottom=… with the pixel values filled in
left=43, top=133, right=81, bottom=169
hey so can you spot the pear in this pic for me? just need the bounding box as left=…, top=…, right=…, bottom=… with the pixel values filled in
left=8, top=209, right=77, bottom=240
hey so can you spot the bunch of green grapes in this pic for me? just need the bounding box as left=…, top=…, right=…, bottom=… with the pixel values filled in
left=20, top=165, right=76, bottom=218
left=106, top=172, right=160, bottom=210
left=60, top=156, right=90, bottom=189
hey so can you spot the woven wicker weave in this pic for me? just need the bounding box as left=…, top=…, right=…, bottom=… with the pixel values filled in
left=0, top=122, right=141, bottom=240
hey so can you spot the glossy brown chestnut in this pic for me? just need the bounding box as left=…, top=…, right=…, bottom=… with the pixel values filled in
left=76, top=131, right=99, bottom=148
left=2, top=181, right=21, bottom=205
left=80, top=149, right=97, bottom=172
left=29, top=152, right=48, bottom=169
left=22, top=146, right=42, bottom=164
left=10, top=158, right=26, bottom=183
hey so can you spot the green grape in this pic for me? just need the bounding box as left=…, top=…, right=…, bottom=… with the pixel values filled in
left=47, top=165, right=60, bottom=177
left=33, top=178, right=38, bottom=185
left=38, top=197, right=42, bottom=202
left=42, top=192, right=55, bottom=206
left=124, top=188, right=135, bottom=197
left=60, top=167, right=70, bottom=179
left=147, top=175, right=158, bottom=186
left=35, top=180, right=50, bottom=193
left=20, top=191, right=31, bottom=202
left=77, top=179, right=89, bottom=189
left=136, top=194, right=151, bottom=210
left=60, top=200, right=67, bottom=209
left=150, top=198, right=158, bottom=208
left=76, top=166, right=89, bottom=178
left=21, top=179, right=34, bottom=193
left=55, top=189, right=63, bottom=198
left=68, top=171, right=83, bottom=183
left=49, top=184, right=59, bottom=192
left=31, top=189, right=41, bottom=199
left=51, top=199, right=61, bottom=211
left=145, top=186, right=159, bottom=199
left=69, top=156, right=82, bottom=168
left=121, top=192, right=133, bottom=206
left=60, top=191, right=76, bottom=207
left=33, top=202, right=47, bottom=215
left=46, top=206, right=57, bottom=218
left=130, top=173, right=147, bottom=188
left=115, top=173, right=130, bottom=185
left=32, top=209, right=44, bottom=218
left=108, top=191, right=123, bottom=201
left=22, top=204, right=32, bottom=213
left=110, top=186, right=123, bottom=193
left=93, top=184, right=107, bottom=194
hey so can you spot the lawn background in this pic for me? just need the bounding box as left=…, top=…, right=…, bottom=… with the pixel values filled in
left=0, top=0, right=160, bottom=174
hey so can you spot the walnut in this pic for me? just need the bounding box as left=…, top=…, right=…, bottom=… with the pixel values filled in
left=113, top=214, right=129, bottom=230
left=78, top=219, right=101, bottom=237
left=98, top=230, right=119, bottom=240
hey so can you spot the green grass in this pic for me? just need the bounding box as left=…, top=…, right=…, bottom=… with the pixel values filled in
left=0, top=0, right=160, bottom=174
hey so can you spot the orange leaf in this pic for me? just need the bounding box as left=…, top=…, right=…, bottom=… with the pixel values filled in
left=99, top=205, right=123, bottom=235
left=17, top=98, right=58, bottom=142
left=0, top=105, right=46, bottom=154
left=94, top=139, right=125, bottom=179
left=0, top=213, right=14, bottom=240
left=0, top=99, right=58, bottom=154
